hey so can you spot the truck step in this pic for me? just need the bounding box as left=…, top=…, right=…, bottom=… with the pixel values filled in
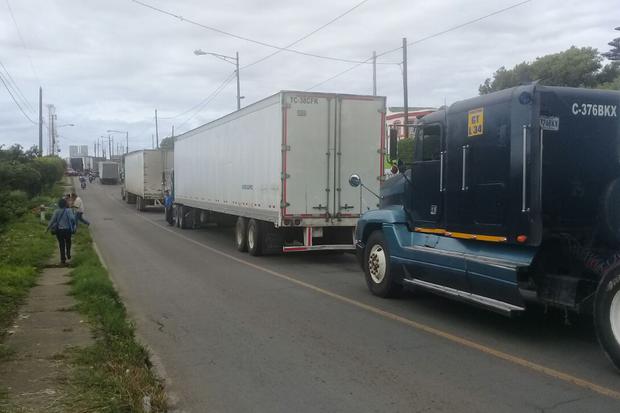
left=403, top=278, right=525, bottom=315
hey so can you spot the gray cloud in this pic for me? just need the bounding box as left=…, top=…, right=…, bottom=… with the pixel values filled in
left=0, top=0, right=617, bottom=156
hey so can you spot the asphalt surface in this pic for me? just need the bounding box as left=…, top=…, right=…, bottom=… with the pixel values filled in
left=79, top=181, right=620, bottom=412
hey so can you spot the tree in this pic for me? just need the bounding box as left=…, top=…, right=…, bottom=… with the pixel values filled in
left=602, top=27, right=620, bottom=61
left=397, top=138, right=415, bottom=165
left=479, top=46, right=620, bottom=94
left=159, top=137, right=173, bottom=149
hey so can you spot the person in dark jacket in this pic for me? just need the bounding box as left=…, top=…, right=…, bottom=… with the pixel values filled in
left=47, top=198, right=76, bottom=265
left=163, top=190, right=174, bottom=225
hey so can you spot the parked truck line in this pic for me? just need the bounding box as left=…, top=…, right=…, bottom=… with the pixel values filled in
left=122, top=149, right=173, bottom=211
left=172, top=90, right=385, bottom=255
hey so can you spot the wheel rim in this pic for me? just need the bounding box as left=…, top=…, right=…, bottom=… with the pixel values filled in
left=368, top=244, right=387, bottom=284
left=611, top=289, right=620, bottom=345
left=236, top=222, right=244, bottom=246
left=248, top=225, right=255, bottom=250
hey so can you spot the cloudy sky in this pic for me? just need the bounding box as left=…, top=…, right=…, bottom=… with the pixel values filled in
left=0, top=0, right=617, bottom=157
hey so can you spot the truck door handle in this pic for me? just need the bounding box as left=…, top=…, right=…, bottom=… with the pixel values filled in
left=522, top=124, right=529, bottom=212
left=439, top=151, right=445, bottom=192
left=461, top=145, right=469, bottom=191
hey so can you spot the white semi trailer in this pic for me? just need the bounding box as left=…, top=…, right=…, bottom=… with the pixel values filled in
left=122, top=149, right=173, bottom=211
left=98, top=161, right=120, bottom=184
left=173, top=90, right=386, bottom=255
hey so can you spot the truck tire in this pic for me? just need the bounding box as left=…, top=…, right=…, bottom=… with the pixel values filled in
left=121, top=188, right=126, bottom=201
left=178, top=206, right=193, bottom=229
left=363, top=230, right=402, bottom=298
left=594, top=263, right=620, bottom=371
left=247, top=219, right=263, bottom=256
left=175, top=206, right=181, bottom=228
left=235, top=217, right=248, bottom=252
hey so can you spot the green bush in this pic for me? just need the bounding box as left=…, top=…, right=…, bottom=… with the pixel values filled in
left=33, top=157, right=65, bottom=191
left=0, top=145, right=65, bottom=227
left=0, top=190, right=29, bottom=226
left=0, top=162, right=42, bottom=197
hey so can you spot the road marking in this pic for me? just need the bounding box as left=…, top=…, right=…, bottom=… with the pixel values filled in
left=132, top=212, right=620, bottom=400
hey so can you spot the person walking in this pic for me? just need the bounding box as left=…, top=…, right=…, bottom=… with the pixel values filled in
left=71, top=192, right=90, bottom=227
left=47, top=198, right=76, bottom=265
left=163, top=190, right=174, bottom=226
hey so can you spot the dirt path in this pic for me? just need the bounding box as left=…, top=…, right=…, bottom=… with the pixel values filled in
left=0, top=258, right=92, bottom=412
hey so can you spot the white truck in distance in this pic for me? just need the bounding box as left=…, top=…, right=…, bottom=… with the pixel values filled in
left=173, top=90, right=386, bottom=255
left=98, top=161, right=120, bottom=184
left=122, top=149, right=173, bottom=211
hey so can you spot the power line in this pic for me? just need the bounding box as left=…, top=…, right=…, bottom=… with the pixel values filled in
left=241, top=0, right=373, bottom=70
left=176, top=72, right=237, bottom=131
left=0, top=60, right=36, bottom=114
left=377, top=0, right=532, bottom=58
left=5, top=0, right=41, bottom=85
left=306, top=58, right=371, bottom=91
left=159, top=71, right=236, bottom=120
left=130, top=0, right=393, bottom=66
left=159, top=94, right=215, bottom=120
left=161, top=0, right=377, bottom=120
left=305, top=0, right=532, bottom=91
left=0, top=71, right=37, bottom=124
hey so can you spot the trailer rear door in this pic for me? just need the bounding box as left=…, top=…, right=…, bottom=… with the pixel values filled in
left=283, top=93, right=333, bottom=218
left=283, top=93, right=384, bottom=220
left=337, top=96, right=384, bottom=216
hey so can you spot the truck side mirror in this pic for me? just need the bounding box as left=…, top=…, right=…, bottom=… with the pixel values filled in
left=389, top=128, right=398, bottom=160
left=349, top=174, right=362, bottom=187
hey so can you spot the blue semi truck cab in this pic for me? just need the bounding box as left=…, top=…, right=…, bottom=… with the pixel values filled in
left=351, top=85, right=620, bottom=370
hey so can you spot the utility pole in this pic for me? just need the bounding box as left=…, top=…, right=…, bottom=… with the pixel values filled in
left=171, top=125, right=174, bottom=137
left=108, top=135, right=112, bottom=160
left=372, top=51, right=377, bottom=96
left=155, top=109, right=159, bottom=148
left=38, top=87, right=43, bottom=156
left=402, top=37, right=409, bottom=140
left=235, top=51, right=241, bottom=110
left=152, top=134, right=154, bottom=149
left=125, top=131, right=129, bottom=153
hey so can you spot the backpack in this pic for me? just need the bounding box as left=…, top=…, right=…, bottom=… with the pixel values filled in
left=50, top=209, right=66, bottom=235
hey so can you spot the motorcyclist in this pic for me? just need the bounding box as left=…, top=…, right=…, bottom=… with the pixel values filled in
left=79, top=175, right=87, bottom=189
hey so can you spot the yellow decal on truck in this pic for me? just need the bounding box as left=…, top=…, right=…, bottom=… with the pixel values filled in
left=468, top=107, right=484, bottom=137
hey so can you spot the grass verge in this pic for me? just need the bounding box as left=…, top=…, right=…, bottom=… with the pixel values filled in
left=66, top=228, right=167, bottom=412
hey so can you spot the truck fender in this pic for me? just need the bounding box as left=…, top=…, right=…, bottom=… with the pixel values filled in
left=356, top=206, right=408, bottom=244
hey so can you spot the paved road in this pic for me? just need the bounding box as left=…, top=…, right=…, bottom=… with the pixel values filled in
left=79, top=181, right=620, bottom=412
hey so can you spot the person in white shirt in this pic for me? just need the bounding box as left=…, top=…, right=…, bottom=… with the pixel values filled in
left=71, top=192, right=90, bottom=227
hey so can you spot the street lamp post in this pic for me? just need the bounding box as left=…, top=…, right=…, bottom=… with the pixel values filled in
left=107, top=130, right=129, bottom=154
left=55, top=123, right=75, bottom=156
left=194, top=49, right=241, bottom=110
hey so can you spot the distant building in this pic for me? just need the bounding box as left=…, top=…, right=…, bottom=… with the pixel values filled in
left=386, top=106, right=436, bottom=139
left=69, top=145, right=89, bottom=157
